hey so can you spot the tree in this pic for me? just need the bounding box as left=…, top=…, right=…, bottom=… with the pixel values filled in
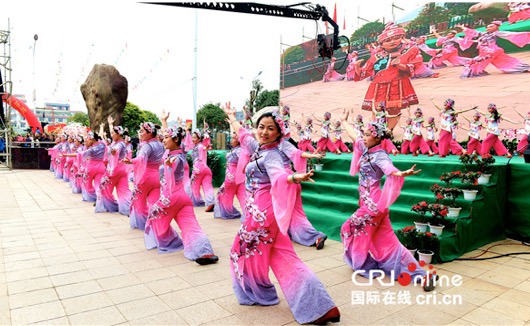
left=350, top=21, right=385, bottom=45
left=196, top=103, right=229, bottom=132
left=122, top=102, right=145, bottom=136
left=142, top=110, right=161, bottom=126
left=282, top=46, right=306, bottom=65
left=255, top=90, right=279, bottom=110
left=409, top=3, right=450, bottom=27
left=246, top=79, right=264, bottom=114
left=68, top=112, right=90, bottom=126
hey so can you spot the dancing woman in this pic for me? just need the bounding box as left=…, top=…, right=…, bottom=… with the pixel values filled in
left=96, top=116, right=132, bottom=215
left=79, top=131, right=106, bottom=203
left=431, top=98, right=467, bottom=157
left=429, top=28, right=470, bottom=69
left=332, top=120, right=352, bottom=153
left=372, top=102, right=399, bottom=155
left=460, top=112, right=484, bottom=155
left=322, top=56, right=345, bottom=82
left=224, top=107, right=340, bottom=325
left=297, top=118, right=316, bottom=153
left=313, top=112, right=340, bottom=154
left=339, top=110, right=435, bottom=291
left=476, top=103, right=517, bottom=157
left=214, top=134, right=246, bottom=220
left=190, top=130, right=216, bottom=211
left=144, top=125, right=219, bottom=265
left=425, top=117, right=439, bottom=154
left=410, top=108, right=435, bottom=156
left=459, top=21, right=530, bottom=78
left=124, top=122, right=164, bottom=230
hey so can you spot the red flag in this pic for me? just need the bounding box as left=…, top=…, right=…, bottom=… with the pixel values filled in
left=333, top=3, right=337, bottom=23
left=343, top=16, right=346, bottom=30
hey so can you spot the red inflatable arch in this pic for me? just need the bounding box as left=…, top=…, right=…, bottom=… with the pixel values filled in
left=1, top=93, right=42, bottom=132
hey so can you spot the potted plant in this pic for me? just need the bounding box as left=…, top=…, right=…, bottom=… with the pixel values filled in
left=429, top=183, right=445, bottom=201
left=460, top=171, right=482, bottom=200
left=439, top=171, right=461, bottom=186
left=459, top=153, right=479, bottom=172
left=440, top=187, right=463, bottom=217
left=398, top=226, right=420, bottom=257
left=417, top=231, right=439, bottom=264
left=313, top=157, right=323, bottom=171
left=427, top=203, right=448, bottom=236
left=477, top=154, right=495, bottom=184
left=411, top=201, right=429, bottom=232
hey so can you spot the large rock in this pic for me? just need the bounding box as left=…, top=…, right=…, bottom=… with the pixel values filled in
left=81, top=64, right=128, bottom=134
left=468, top=3, right=509, bottom=21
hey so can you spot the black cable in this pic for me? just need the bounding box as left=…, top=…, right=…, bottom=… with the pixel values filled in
left=454, top=252, right=530, bottom=261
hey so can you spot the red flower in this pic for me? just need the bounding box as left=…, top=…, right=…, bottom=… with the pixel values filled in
left=425, top=232, right=433, bottom=237
left=440, top=209, right=448, bottom=216
left=436, top=193, right=444, bottom=200
left=421, top=201, right=428, bottom=207
left=403, top=226, right=415, bottom=232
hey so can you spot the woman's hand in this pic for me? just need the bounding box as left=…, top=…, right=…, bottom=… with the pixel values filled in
left=165, top=156, right=176, bottom=166
left=292, top=170, right=315, bottom=184
left=396, top=164, right=421, bottom=177
left=223, top=101, right=235, bottom=117
left=341, top=108, right=350, bottom=122
left=107, top=115, right=115, bottom=125
left=122, top=157, right=132, bottom=164
left=160, top=109, right=170, bottom=121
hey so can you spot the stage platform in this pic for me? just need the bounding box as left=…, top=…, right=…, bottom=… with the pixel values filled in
left=298, top=153, right=530, bottom=262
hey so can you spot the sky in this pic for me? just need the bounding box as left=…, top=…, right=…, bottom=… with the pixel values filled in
left=1, top=0, right=431, bottom=122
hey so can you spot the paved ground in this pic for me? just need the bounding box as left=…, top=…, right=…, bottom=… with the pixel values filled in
left=1, top=169, right=530, bottom=325
left=281, top=52, right=530, bottom=142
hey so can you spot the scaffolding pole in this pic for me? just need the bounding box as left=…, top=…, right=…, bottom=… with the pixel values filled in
left=0, top=19, right=13, bottom=170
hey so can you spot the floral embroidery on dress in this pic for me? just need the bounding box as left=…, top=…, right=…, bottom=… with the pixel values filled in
left=230, top=224, right=274, bottom=281
left=148, top=203, right=167, bottom=220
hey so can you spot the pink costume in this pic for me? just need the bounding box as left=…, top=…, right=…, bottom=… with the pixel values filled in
left=322, top=58, right=345, bottom=82
left=63, top=141, right=74, bottom=182
left=438, top=110, right=464, bottom=156
left=400, top=124, right=413, bottom=154
left=202, top=124, right=211, bottom=148
left=80, top=141, right=106, bottom=203
left=410, top=117, right=432, bottom=154
left=129, top=138, right=164, bottom=230
left=425, top=124, right=439, bottom=154
left=332, top=123, right=350, bottom=152
left=374, top=111, right=398, bottom=154
left=214, top=146, right=246, bottom=219
left=508, top=2, right=530, bottom=23
left=69, top=144, right=84, bottom=194
left=481, top=114, right=510, bottom=156
left=345, top=52, right=358, bottom=80
left=279, top=141, right=327, bottom=247
left=298, top=124, right=316, bottom=152
left=96, top=140, right=132, bottom=215
left=516, top=118, right=530, bottom=155
left=316, top=118, right=338, bottom=153
left=144, top=149, right=217, bottom=258
left=190, top=142, right=215, bottom=207
left=342, top=138, right=427, bottom=280
left=460, top=26, right=530, bottom=78
left=48, top=142, right=60, bottom=173
left=429, top=34, right=470, bottom=69
left=230, top=128, right=336, bottom=324
left=355, top=43, right=419, bottom=115
left=55, top=139, right=68, bottom=179
left=467, top=120, right=483, bottom=154
left=183, top=131, right=193, bottom=152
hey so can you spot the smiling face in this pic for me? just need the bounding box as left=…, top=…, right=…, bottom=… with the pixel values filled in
left=256, top=116, right=280, bottom=145
left=230, top=135, right=240, bottom=147
left=486, top=23, right=499, bottom=33
left=163, top=132, right=177, bottom=150
left=380, top=34, right=403, bottom=51
left=139, top=126, right=153, bottom=142
left=192, top=132, right=200, bottom=144
left=363, top=130, right=381, bottom=148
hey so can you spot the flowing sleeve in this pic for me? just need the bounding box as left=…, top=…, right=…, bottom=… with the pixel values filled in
left=107, top=144, right=121, bottom=176
left=376, top=153, right=404, bottom=211
left=353, top=56, right=376, bottom=81
left=198, top=144, right=208, bottom=166
left=184, top=133, right=193, bottom=152
left=236, top=128, right=258, bottom=184
left=163, top=151, right=176, bottom=195
left=132, top=144, right=151, bottom=182
left=265, top=151, right=297, bottom=236
left=496, top=31, right=530, bottom=48
left=234, top=147, right=245, bottom=185
left=435, top=37, right=446, bottom=47
left=280, top=141, right=307, bottom=173
left=350, top=139, right=363, bottom=176
left=460, top=28, right=479, bottom=51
